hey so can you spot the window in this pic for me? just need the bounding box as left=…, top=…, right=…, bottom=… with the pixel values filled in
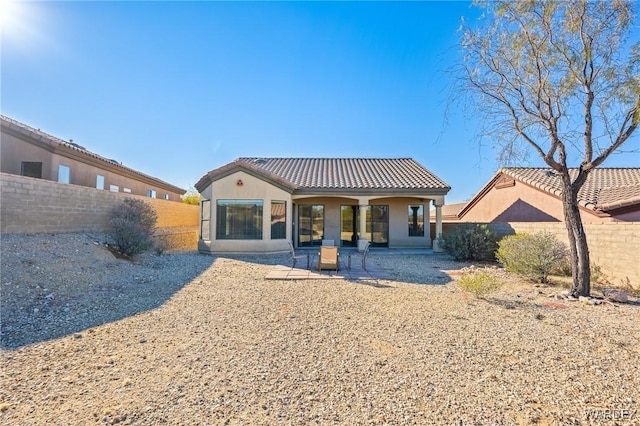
left=340, top=205, right=359, bottom=247
left=408, top=205, right=424, bottom=237
left=109, top=185, right=119, bottom=192
left=96, top=175, right=105, bottom=190
left=216, top=200, right=263, bottom=240
left=58, top=165, right=70, bottom=184
left=146, top=189, right=157, bottom=198
left=298, top=205, right=324, bottom=247
left=163, top=194, right=170, bottom=200
left=21, top=162, right=42, bottom=178
left=201, top=200, right=211, bottom=240
left=366, top=205, right=389, bottom=247
left=123, top=187, right=132, bottom=193
left=271, top=201, right=286, bottom=239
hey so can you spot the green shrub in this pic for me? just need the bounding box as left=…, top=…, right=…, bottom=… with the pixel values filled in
left=438, top=224, right=499, bottom=261
left=457, top=267, right=503, bottom=298
left=108, top=198, right=158, bottom=257
left=496, top=232, right=568, bottom=283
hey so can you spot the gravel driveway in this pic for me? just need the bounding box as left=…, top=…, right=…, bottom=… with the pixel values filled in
left=1, top=233, right=638, bottom=425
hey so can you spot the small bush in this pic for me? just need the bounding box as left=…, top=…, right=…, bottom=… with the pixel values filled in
left=496, top=232, right=568, bottom=283
left=438, top=224, right=499, bottom=261
left=108, top=198, right=158, bottom=257
left=153, top=238, right=168, bottom=255
left=457, top=267, right=503, bottom=298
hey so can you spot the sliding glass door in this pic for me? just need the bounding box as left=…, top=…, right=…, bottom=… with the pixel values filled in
left=340, top=205, right=359, bottom=247
left=298, top=205, right=324, bottom=247
left=366, top=205, right=389, bottom=247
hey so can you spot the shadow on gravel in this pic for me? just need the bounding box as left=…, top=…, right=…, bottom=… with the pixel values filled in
left=1, top=234, right=216, bottom=350
left=370, top=253, right=458, bottom=287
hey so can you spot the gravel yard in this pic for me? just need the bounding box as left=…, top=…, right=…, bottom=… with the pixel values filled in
left=1, top=233, right=639, bottom=425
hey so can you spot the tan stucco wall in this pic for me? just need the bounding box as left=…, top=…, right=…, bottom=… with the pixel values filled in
left=459, top=179, right=620, bottom=223
left=374, top=197, right=431, bottom=248
left=461, top=180, right=561, bottom=222
left=1, top=131, right=184, bottom=201
left=198, top=171, right=293, bottom=253
left=198, top=173, right=439, bottom=252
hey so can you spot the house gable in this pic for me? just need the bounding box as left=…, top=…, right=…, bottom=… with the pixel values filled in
left=195, top=161, right=295, bottom=194
left=458, top=168, right=640, bottom=223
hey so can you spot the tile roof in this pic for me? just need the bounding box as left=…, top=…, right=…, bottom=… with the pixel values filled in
left=196, top=158, right=450, bottom=194
left=503, top=167, right=640, bottom=212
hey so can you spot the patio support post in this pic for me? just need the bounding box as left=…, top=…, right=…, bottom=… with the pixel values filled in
left=358, top=199, right=369, bottom=252
left=433, top=201, right=444, bottom=252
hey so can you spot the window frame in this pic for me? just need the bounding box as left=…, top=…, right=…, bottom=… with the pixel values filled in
left=200, top=200, right=211, bottom=241
left=270, top=200, right=286, bottom=240
left=21, top=162, right=43, bottom=178
left=57, top=165, right=70, bottom=184
left=216, top=199, right=264, bottom=240
left=408, top=204, right=425, bottom=237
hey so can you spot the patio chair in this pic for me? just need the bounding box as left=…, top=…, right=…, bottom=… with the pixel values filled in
left=348, top=241, right=370, bottom=271
left=288, top=241, right=309, bottom=270
left=317, top=246, right=339, bottom=273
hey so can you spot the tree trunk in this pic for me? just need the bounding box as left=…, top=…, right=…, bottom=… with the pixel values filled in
left=561, top=179, right=591, bottom=297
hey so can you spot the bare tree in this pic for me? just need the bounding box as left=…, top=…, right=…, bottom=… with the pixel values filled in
left=459, top=0, right=639, bottom=296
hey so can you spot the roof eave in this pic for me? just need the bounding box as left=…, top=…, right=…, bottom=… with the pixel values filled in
left=195, top=162, right=296, bottom=194
left=292, top=187, right=450, bottom=197
left=1, top=117, right=186, bottom=194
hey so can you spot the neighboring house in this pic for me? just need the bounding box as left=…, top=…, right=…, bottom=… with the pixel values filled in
left=195, top=158, right=451, bottom=253
left=455, top=167, right=640, bottom=223
left=1, top=115, right=185, bottom=201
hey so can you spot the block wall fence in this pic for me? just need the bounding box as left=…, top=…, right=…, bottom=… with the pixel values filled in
left=1, top=173, right=199, bottom=251
left=432, top=221, right=640, bottom=289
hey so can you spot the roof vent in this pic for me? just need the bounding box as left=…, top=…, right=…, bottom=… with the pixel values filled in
left=545, top=170, right=557, bottom=177
left=253, top=158, right=268, bottom=164
left=68, top=140, right=87, bottom=150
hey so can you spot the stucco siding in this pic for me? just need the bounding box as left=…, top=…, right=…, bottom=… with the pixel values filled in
left=199, top=171, right=293, bottom=254
left=1, top=125, right=185, bottom=201
left=459, top=179, right=616, bottom=223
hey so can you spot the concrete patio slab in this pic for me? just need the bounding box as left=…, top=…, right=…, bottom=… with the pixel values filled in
left=265, top=258, right=392, bottom=281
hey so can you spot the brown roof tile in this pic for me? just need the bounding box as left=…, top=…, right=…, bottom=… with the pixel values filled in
left=503, top=167, right=640, bottom=212
left=196, top=158, right=450, bottom=194
left=236, top=157, right=450, bottom=190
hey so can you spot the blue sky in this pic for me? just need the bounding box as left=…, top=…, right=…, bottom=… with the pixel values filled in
left=2, top=1, right=638, bottom=203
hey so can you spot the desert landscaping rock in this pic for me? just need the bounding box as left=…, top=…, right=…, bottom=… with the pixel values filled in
left=1, top=233, right=639, bottom=425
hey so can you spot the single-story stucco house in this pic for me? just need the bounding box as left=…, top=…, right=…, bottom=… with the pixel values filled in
left=453, top=167, right=640, bottom=223
left=195, top=158, right=450, bottom=254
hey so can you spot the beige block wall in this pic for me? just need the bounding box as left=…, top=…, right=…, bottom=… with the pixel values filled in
left=1, top=173, right=199, bottom=250
left=493, top=222, right=639, bottom=288
left=435, top=220, right=640, bottom=289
